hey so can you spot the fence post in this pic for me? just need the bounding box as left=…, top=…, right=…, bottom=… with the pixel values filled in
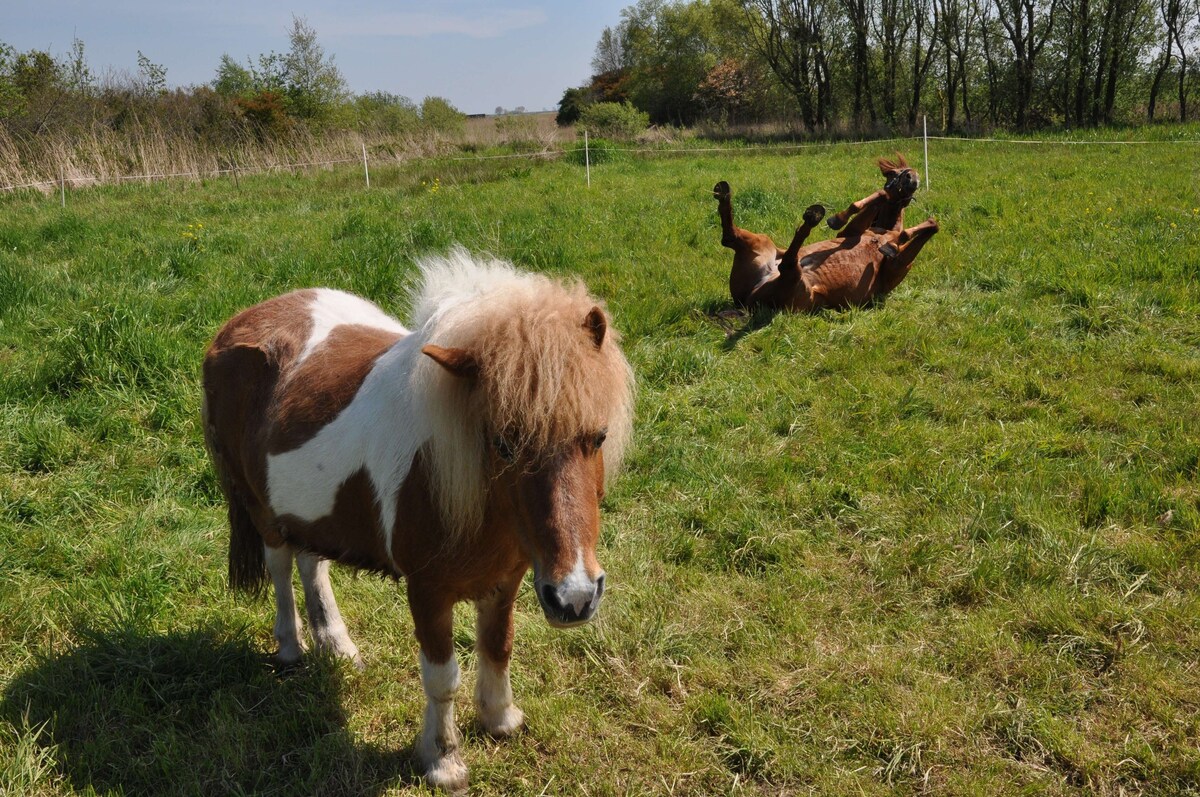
left=60, top=167, right=66, bottom=208
left=923, top=115, right=930, bottom=190
left=362, top=142, right=370, bottom=189
left=584, top=129, right=591, bottom=189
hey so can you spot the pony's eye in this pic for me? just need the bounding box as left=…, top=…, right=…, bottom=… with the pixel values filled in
left=594, top=430, right=607, bottom=450
left=493, top=436, right=515, bottom=462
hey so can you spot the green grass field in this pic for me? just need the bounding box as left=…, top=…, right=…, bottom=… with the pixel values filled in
left=1, top=129, right=1199, bottom=796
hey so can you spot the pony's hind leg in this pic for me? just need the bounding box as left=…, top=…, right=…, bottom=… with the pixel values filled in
left=474, top=576, right=525, bottom=737
left=264, top=544, right=306, bottom=665
left=714, top=181, right=740, bottom=248
left=295, top=552, right=362, bottom=668
left=715, top=180, right=788, bottom=305
left=877, top=217, right=939, bottom=295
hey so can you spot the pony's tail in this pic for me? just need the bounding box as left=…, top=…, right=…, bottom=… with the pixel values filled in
left=202, top=396, right=267, bottom=595
left=227, top=495, right=266, bottom=594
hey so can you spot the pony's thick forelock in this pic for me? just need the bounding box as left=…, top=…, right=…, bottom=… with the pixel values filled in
left=410, top=247, right=634, bottom=539
left=877, top=152, right=910, bottom=173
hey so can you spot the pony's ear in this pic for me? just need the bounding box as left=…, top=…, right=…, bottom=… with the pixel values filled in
left=583, top=306, right=607, bottom=349
left=422, top=344, right=479, bottom=378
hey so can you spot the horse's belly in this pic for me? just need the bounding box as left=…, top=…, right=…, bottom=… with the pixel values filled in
left=804, top=236, right=885, bottom=306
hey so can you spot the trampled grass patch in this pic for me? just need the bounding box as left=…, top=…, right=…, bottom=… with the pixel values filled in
left=1, top=130, right=1199, bottom=795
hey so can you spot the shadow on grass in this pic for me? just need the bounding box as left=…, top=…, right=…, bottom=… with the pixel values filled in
left=1, top=622, right=420, bottom=797
left=698, top=300, right=781, bottom=350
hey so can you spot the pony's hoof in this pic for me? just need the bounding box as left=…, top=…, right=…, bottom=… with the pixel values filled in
left=481, top=705, right=525, bottom=737
left=713, top=181, right=731, bottom=201
left=826, top=214, right=846, bottom=231
left=273, top=641, right=307, bottom=668
left=424, top=753, right=468, bottom=793
left=803, top=204, right=825, bottom=226
left=879, top=242, right=899, bottom=258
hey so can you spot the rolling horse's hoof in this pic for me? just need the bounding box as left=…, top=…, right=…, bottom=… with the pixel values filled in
left=826, top=214, right=846, bottom=231
left=713, top=181, right=731, bottom=201
left=803, top=204, right=825, bottom=226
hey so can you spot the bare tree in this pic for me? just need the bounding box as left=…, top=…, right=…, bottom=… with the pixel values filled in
left=838, top=0, right=878, bottom=124
left=995, top=0, right=1061, bottom=127
left=874, top=0, right=914, bottom=123
left=592, top=25, right=630, bottom=75
left=937, top=0, right=978, bottom=129
left=740, top=0, right=834, bottom=128
left=907, top=0, right=940, bottom=125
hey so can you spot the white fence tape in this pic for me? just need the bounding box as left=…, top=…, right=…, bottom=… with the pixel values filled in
left=2, top=133, right=1196, bottom=194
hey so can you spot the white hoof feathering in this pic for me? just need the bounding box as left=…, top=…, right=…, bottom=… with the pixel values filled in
left=419, top=652, right=467, bottom=791
left=420, top=745, right=468, bottom=792
left=481, top=704, right=525, bottom=737
left=475, top=658, right=525, bottom=736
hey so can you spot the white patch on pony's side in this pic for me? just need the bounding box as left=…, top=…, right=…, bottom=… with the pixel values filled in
left=295, top=289, right=407, bottom=365
left=266, top=292, right=424, bottom=565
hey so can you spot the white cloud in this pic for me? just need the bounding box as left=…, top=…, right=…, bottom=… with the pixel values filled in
left=316, top=8, right=547, bottom=39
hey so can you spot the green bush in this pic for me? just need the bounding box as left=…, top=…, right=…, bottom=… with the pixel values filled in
left=577, top=101, right=648, bottom=141
left=565, top=137, right=624, bottom=165
left=420, top=96, right=465, bottom=137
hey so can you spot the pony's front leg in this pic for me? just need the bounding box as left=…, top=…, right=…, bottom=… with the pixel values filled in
left=410, top=586, right=468, bottom=792
left=827, top=189, right=888, bottom=236
left=475, top=576, right=525, bottom=736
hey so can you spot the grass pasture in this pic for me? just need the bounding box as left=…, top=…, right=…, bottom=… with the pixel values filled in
left=1, top=130, right=1199, bottom=796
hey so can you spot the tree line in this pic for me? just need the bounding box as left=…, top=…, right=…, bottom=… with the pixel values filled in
left=0, top=17, right=466, bottom=149
left=559, top=0, right=1198, bottom=132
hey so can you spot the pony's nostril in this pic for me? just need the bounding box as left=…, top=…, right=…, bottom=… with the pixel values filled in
left=541, top=583, right=563, bottom=613
left=594, top=573, right=605, bottom=601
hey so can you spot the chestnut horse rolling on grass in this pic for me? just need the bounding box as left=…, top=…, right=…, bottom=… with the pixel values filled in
left=714, top=154, right=939, bottom=311
left=202, top=249, right=634, bottom=791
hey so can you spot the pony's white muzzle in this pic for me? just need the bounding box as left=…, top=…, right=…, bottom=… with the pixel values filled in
left=534, top=570, right=605, bottom=628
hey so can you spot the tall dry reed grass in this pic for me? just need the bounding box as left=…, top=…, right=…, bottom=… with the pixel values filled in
left=0, top=112, right=571, bottom=192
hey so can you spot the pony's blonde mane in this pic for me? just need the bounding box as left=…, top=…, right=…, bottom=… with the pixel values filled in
left=410, top=248, right=635, bottom=539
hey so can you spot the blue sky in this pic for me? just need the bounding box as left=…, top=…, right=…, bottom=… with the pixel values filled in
left=2, top=1, right=630, bottom=113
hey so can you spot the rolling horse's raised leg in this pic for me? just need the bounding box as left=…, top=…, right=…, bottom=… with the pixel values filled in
left=746, top=205, right=824, bottom=311
left=474, top=573, right=526, bottom=737
left=409, top=581, right=468, bottom=792
left=877, top=217, right=939, bottom=296
left=713, top=181, right=778, bottom=254
left=826, top=189, right=889, bottom=237
left=779, top=204, right=827, bottom=272
left=714, top=181, right=785, bottom=305
left=295, top=551, right=362, bottom=667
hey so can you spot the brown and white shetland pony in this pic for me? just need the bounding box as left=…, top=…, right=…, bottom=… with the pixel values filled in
left=714, top=154, right=939, bottom=311
left=201, top=249, right=634, bottom=791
